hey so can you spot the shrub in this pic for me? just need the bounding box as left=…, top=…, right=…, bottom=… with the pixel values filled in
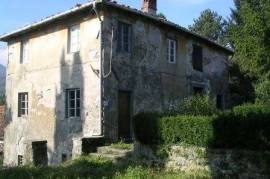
left=133, top=112, right=162, bottom=145
left=133, top=104, right=270, bottom=151
left=159, top=116, right=214, bottom=147
left=179, top=95, right=217, bottom=116
left=255, top=79, right=270, bottom=105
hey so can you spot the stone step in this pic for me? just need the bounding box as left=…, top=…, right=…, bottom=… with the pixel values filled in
left=89, top=153, right=132, bottom=163
left=97, top=146, right=133, bottom=156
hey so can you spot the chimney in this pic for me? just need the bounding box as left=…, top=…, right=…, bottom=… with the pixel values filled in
left=142, top=0, right=157, bottom=15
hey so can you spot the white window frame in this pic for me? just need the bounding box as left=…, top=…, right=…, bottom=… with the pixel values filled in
left=167, top=39, right=176, bottom=64
left=68, top=25, right=80, bottom=53
left=66, top=89, right=81, bottom=118
left=18, top=92, right=28, bottom=117
left=21, top=40, right=29, bottom=64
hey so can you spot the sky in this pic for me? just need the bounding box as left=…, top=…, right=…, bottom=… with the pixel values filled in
left=0, top=0, right=235, bottom=66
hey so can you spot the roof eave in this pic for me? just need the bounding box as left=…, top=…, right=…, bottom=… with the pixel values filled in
left=0, top=1, right=97, bottom=42
left=104, top=1, right=234, bottom=54
left=0, top=0, right=234, bottom=54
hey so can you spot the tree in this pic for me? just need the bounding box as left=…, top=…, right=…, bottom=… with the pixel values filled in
left=229, top=0, right=270, bottom=105
left=230, top=0, right=270, bottom=79
left=188, top=9, right=227, bottom=44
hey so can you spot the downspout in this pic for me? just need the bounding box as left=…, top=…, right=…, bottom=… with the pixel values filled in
left=93, top=0, right=105, bottom=137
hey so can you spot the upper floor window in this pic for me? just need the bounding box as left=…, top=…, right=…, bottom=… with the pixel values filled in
left=117, top=22, right=131, bottom=53
left=8, top=46, right=14, bottom=64
left=20, top=40, right=29, bottom=64
left=167, top=39, right=176, bottom=63
left=18, top=92, right=28, bottom=117
left=66, top=89, right=81, bottom=118
left=68, top=25, right=80, bottom=53
left=192, top=44, right=203, bottom=72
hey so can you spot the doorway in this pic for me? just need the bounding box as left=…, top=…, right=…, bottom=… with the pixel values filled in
left=118, top=91, right=132, bottom=140
left=32, top=141, right=48, bottom=166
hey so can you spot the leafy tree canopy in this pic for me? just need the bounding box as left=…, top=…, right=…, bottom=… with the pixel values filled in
left=188, top=9, right=228, bottom=44
left=230, top=0, right=270, bottom=79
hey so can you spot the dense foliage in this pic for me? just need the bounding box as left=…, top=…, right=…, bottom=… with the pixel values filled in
left=134, top=104, right=270, bottom=151
left=230, top=0, right=270, bottom=79
left=188, top=9, right=228, bottom=44
left=179, top=95, right=217, bottom=116
left=189, top=0, right=270, bottom=106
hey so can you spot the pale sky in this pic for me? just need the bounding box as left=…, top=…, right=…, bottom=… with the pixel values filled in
left=0, top=0, right=234, bottom=66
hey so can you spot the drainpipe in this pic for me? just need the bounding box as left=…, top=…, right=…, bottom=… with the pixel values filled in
left=93, top=0, right=105, bottom=137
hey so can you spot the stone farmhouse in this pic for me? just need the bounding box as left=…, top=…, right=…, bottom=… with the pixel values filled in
left=0, top=0, right=233, bottom=166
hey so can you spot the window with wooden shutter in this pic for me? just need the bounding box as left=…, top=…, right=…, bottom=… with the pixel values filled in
left=192, top=44, right=203, bottom=72
left=68, top=25, right=80, bottom=53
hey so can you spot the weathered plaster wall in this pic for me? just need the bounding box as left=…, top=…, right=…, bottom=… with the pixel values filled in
left=4, top=14, right=102, bottom=166
left=102, top=10, right=229, bottom=140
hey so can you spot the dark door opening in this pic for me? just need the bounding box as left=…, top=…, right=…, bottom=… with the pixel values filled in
left=193, top=87, right=204, bottom=95
left=32, top=141, right=48, bottom=166
left=118, top=91, right=131, bottom=140
left=82, top=138, right=105, bottom=155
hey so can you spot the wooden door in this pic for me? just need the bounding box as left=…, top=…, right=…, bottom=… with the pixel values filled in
left=118, top=91, right=131, bottom=140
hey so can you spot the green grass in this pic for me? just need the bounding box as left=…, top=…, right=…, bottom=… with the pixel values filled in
left=110, top=140, right=133, bottom=150
left=0, top=155, right=211, bottom=179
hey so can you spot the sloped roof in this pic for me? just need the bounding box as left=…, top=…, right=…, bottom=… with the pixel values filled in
left=0, top=0, right=234, bottom=54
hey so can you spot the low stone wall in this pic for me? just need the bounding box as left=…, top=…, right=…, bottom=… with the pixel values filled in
left=134, top=142, right=270, bottom=179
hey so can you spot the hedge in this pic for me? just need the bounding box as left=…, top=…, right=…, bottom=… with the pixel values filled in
left=133, top=104, right=270, bottom=151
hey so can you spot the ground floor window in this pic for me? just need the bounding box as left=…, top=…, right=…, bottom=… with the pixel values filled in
left=65, top=88, right=81, bottom=118
left=18, top=155, right=23, bottom=166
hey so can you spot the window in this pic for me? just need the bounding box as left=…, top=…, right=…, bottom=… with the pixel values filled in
left=66, top=89, right=81, bottom=118
left=192, top=44, right=203, bottom=71
left=193, top=87, right=204, bottom=95
left=62, top=154, right=67, bottom=162
left=216, top=95, right=223, bottom=109
left=20, top=40, right=29, bottom=63
left=18, top=155, right=23, bottom=166
left=8, top=46, right=14, bottom=64
left=167, top=39, right=176, bottom=63
left=68, top=25, right=80, bottom=53
left=18, top=93, right=28, bottom=117
left=117, top=22, right=131, bottom=53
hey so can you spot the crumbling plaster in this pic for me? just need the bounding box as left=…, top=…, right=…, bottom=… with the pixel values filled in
left=4, top=14, right=102, bottom=165
left=102, top=9, right=229, bottom=140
